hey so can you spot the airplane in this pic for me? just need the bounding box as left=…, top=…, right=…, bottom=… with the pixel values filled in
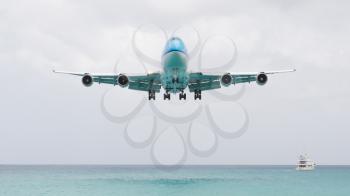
left=53, top=37, right=295, bottom=100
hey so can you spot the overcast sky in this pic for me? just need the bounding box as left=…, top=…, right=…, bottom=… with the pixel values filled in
left=0, top=0, right=349, bottom=165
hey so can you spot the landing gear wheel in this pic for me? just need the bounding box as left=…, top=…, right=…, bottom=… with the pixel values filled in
left=179, top=92, right=186, bottom=100
left=148, top=90, right=156, bottom=100
left=194, top=90, right=202, bottom=100
left=163, top=93, right=170, bottom=100
left=172, top=78, right=179, bottom=83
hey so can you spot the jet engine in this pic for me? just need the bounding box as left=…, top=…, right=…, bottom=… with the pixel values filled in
left=117, top=74, right=129, bottom=87
left=82, top=74, right=93, bottom=87
left=256, top=73, right=268, bottom=85
left=221, top=73, right=232, bottom=87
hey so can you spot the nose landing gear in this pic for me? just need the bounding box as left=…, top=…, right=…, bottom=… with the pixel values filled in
left=172, top=78, right=179, bottom=83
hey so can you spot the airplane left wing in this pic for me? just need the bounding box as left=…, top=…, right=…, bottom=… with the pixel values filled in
left=188, top=73, right=222, bottom=92
left=53, top=70, right=162, bottom=92
left=188, top=69, right=296, bottom=92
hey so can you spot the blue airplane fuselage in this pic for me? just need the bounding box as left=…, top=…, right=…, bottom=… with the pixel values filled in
left=161, top=37, right=189, bottom=93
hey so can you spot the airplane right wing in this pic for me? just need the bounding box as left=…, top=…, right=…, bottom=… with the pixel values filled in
left=53, top=70, right=162, bottom=92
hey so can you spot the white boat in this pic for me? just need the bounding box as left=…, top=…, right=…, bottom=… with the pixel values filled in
left=296, top=154, right=315, bottom=171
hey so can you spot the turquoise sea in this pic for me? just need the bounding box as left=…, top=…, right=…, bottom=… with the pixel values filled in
left=0, top=165, right=349, bottom=196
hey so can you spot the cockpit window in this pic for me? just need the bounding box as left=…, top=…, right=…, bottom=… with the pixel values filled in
left=163, top=37, right=187, bottom=55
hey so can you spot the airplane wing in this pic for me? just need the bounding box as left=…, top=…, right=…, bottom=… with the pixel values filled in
left=188, top=69, right=296, bottom=92
left=53, top=70, right=162, bottom=92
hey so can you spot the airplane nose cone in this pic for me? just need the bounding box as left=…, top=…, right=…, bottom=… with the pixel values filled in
left=163, top=37, right=187, bottom=55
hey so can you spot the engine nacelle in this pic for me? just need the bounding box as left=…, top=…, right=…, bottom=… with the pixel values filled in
left=256, top=73, right=268, bottom=85
left=117, top=74, right=129, bottom=87
left=82, top=74, right=93, bottom=87
left=221, top=73, right=232, bottom=87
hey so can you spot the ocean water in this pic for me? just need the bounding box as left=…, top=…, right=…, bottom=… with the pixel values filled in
left=0, top=165, right=349, bottom=196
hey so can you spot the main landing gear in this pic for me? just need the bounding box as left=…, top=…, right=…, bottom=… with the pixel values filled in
left=179, top=92, right=186, bottom=100
left=194, top=90, right=202, bottom=100
left=148, top=90, right=156, bottom=100
left=163, top=91, right=187, bottom=100
left=164, top=92, right=170, bottom=100
left=150, top=90, right=198, bottom=101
